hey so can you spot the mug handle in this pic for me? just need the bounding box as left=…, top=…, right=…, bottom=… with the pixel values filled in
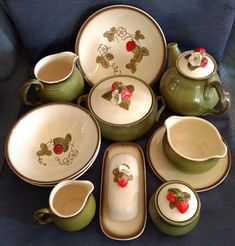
left=204, top=81, right=231, bottom=115
left=155, top=95, right=166, bottom=122
left=19, top=79, right=44, bottom=106
left=33, top=208, right=53, bottom=225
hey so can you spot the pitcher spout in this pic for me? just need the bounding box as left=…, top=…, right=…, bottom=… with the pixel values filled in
left=167, top=42, right=181, bottom=67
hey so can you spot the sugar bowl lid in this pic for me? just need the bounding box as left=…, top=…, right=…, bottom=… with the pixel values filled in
left=155, top=180, right=201, bottom=225
left=88, top=76, right=153, bottom=125
left=176, top=48, right=217, bottom=80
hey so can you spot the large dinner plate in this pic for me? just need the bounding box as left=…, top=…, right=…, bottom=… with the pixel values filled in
left=147, top=126, right=231, bottom=192
left=75, top=5, right=166, bottom=86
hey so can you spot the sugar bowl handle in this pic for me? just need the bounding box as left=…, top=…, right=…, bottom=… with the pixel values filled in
left=204, top=81, right=231, bottom=115
left=155, top=95, right=166, bottom=122
left=33, top=208, right=53, bottom=225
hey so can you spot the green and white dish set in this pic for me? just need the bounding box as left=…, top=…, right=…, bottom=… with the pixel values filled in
left=4, top=4, right=232, bottom=239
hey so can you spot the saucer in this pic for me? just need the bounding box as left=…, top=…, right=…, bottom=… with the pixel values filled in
left=100, top=142, right=146, bottom=240
left=75, top=5, right=166, bottom=86
left=147, top=126, right=231, bottom=192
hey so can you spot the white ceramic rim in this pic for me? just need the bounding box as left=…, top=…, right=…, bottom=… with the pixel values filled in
left=75, top=4, right=167, bottom=86
left=147, top=126, right=231, bottom=192
left=49, top=180, right=94, bottom=218
left=5, top=102, right=101, bottom=185
left=164, top=116, right=227, bottom=161
left=99, top=142, right=147, bottom=240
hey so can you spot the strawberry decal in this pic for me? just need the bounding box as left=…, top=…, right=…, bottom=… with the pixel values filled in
left=36, top=133, right=79, bottom=166
left=112, top=164, right=133, bottom=188
left=167, top=188, right=191, bottom=214
left=102, top=81, right=135, bottom=110
left=97, top=27, right=149, bottom=75
left=185, top=47, right=208, bottom=71
left=126, top=40, right=137, bottom=52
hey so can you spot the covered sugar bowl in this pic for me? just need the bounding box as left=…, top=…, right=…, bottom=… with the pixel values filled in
left=149, top=180, right=201, bottom=236
left=78, top=76, right=165, bottom=141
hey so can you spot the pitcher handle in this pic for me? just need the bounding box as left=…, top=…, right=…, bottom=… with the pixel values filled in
left=77, top=94, right=88, bottom=106
left=19, top=79, right=44, bottom=106
left=204, top=81, right=231, bottom=115
left=155, top=95, right=166, bottom=122
left=33, top=208, right=53, bottom=225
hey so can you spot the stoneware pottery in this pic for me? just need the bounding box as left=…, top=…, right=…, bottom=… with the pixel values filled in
left=160, top=43, right=230, bottom=116
left=163, top=116, right=227, bottom=173
left=100, top=142, right=146, bottom=240
left=33, top=180, right=96, bottom=231
left=149, top=180, right=201, bottom=236
left=147, top=126, right=231, bottom=192
left=20, top=51, right=84, bottom=106
left=5, top=103, right=101, bottom=186
left=78, top=75, right=165, bottom=141
left=75, top=5, right=166, bottom=86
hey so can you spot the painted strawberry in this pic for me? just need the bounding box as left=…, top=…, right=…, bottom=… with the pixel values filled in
left=167, top=191, right=176, bottom=203
left=112, top=164, right=133, bottom=188
left=121, top=87, right=132, bottom=100
left=167, top=188, right=190, bottom=214
left=53, top=144, right=64, bottom=155
left=200, top=57, right=208, bottom=68
left=175, top=200, right=189, bottom=214
left=111, top=81, right=124, bottom=92
left=118, top=177, right=128, bottom=188
left=194, top=47, right=206, bottom=56
left=126, top=40, right=136, bottom=52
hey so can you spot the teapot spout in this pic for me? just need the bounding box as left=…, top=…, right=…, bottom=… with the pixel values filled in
left=167, top=42, right=181, bottom=67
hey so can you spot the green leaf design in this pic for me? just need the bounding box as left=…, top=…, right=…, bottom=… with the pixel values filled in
left=188, top=63, right=200, bottom=71
left=96, top=55, right=104, bottom=63
left=103, top=27, right=117, bottom=42
left=169, top=202, right=176, bottom=209
left=126, top=60, right=137, bottom=73
left=101, top=59, right=109, bottom=69
left=132, top=45, right=140, bottom=54
left=134, top=52, right=143, bottom=62
left=141, top=47, right=149, bottom=56
left=119, top=100, right=130, bottom=110
left=126, top=85, right=135, bottom=93
left=135, top=30, right=145, bottom=40
left=105, top=53, right=114, bottom=61
left=184, top=54, right=191, bottom=59
left=102, top=91, right=112, bottom=101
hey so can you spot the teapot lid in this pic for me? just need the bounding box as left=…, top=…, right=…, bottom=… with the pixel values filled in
left=155, top=180, right=200, bottom=225
left=176, top=48, right=217, bottom=80
left=89, top=76, right=153, bottom=125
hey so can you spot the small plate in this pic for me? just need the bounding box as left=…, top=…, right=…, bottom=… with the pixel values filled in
left=75, top=5, right=166, bottom=86
left=147, top=126, right=231, bottom=192
left=100, top=142, right=146, bottom=240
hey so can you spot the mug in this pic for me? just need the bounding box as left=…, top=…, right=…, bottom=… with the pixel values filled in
left=20, top=51, right=84, bottom=106
left=33, top=180, right=96, bottom=231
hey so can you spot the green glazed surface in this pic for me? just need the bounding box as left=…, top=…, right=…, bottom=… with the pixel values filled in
left=37, top=67, right=84, bottom=103
left=52, top=194, right=96, bottom=232
left=162, top=133, right=218, bottom=173
left=160, top=66, right=220, bottom=116
left=149, top=190, right=200, bottom=236
left=85, top=82, right=165, bottom=141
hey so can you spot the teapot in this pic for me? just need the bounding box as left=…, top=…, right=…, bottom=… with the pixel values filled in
left=160, top=43, right=230, bottom=116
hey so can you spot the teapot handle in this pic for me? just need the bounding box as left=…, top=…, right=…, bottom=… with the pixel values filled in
left=33, top=208, right=53, bottom=225
left=155, top=95, right=166, bottom=122
left=19, top=79, right=44, bottom=106
left=204, top=81, right=231, bottom=115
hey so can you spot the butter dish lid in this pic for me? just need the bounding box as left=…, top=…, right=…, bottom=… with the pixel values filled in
left=89, top=76, right=152, bottom=125
left=155, top=180, right=201, bottom=225
left=176, top=48, right=217, bottom=80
